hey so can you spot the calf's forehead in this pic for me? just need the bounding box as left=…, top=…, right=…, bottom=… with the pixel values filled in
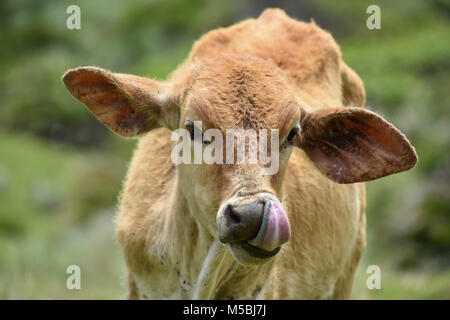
left=183, top=56, right=299, bottom=131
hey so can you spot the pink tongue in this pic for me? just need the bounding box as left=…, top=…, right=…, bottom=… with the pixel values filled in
left=248, top=201, right=290, bottom=252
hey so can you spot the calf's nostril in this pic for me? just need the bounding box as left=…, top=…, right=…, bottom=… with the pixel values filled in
left=221, top=200, right=265, bottom=242
left=228, top=207, right=241, bottom=224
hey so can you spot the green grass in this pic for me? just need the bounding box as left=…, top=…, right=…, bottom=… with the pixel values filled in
left=353, top=261, right=450, bottom=299
left=0, top=131, right=130, bottom=299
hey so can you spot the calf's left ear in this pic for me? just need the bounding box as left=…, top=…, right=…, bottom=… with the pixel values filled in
left=296, top=107, right=418, bottom=184
left=62, top=66, right=179, bottom=137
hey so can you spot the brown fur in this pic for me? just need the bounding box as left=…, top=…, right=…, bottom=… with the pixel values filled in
left=119, top=9, right=365, bottom=299
left=63, top=9, right=417, bottom=299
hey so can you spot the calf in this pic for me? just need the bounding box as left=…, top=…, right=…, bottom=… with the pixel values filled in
left=62, top=9, right=417, bottom=299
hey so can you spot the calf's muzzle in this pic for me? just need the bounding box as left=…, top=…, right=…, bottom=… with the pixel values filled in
left=219, top=200, right=264, bottom=243
left=218, top=196, right=291, bottom=253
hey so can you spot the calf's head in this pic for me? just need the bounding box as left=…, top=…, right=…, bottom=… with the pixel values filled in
left=63, top=55, right=417, bottom=265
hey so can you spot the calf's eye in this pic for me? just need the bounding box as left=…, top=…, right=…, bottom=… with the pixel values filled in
left=185, top=119, right=195, bottom=140
left=285, top=123, right=301, bottom=146
left=185, top=119, right=208, bottom=144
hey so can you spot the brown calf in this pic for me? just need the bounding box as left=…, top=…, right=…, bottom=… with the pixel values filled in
left=62, top=9, right=417, bottom=299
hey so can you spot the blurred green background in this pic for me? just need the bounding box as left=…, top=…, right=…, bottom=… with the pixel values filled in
left=0, top=0, right=449, bottom=299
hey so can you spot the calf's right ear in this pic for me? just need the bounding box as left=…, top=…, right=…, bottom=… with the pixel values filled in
left=62, top=66, right=179, bottom=137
